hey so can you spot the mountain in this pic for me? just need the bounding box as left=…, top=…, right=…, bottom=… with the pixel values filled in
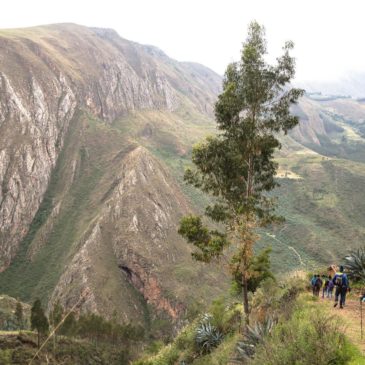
left=1, top=23, right=365, bottom=334
left=0, top=23, right=227, bottom=332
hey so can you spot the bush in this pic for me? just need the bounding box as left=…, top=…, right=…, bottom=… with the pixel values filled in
left=195, top=318, right=223, bottom=354
left=250, top=276, right=305, bottom=323
left=209, top=298, right=241, bottom=334
left=236, top=317, right=275, bottom=360
left=250, top=305, right=355, bottom=365
left=345, top=247, right=365, bottom=282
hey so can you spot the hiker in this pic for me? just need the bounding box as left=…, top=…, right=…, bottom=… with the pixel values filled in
left=327, top=275, right=334, bottom=298
left=322, top=276, right=329, bottom=298
left=311, top=274, right=317, bottom=296
left=314, top=275, right=322, bottom=297
left=332, top=266, right=350, bottom=309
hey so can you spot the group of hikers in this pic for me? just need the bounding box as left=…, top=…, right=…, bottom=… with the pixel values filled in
left=311, top=265, right=350, bottom=309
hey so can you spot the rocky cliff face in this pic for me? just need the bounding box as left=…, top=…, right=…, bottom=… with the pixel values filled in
left=0, top=58, right=77, bottom=270
left=0, top=24, right=226, bottom=328
left=0, top=23, right=220, bottom=274
left=49, top=146, right=217, bottom=325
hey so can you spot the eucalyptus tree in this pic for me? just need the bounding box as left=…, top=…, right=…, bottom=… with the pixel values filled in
left=178, top=21, right=304, bottom=321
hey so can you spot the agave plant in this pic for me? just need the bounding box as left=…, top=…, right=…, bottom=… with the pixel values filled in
left=236, top=317, right=275, bottom=360
left=195, top=316, right=224, bottom=354
left=344, top=247, right=365, bottom=282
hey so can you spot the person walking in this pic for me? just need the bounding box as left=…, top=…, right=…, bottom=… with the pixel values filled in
left=333, top=266, right=349, bottom=309
left=312, top=275, right=322, bottom=297
left=311, top=274, right=317, bottom=296
left=327, top=275, right=334, bottom=298
left=322, top=276, right=329, bottom=298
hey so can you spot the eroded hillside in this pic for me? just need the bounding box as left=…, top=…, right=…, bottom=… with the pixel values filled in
left=0, top=23, right=226, bottom=330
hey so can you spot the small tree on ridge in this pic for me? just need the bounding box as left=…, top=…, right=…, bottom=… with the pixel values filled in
left=31, top=299, right=49, bottom=348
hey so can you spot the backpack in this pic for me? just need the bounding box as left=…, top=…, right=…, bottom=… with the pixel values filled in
left=315, top=277, right=322, bottom=288
left=335, top=274, right=343, bottom=287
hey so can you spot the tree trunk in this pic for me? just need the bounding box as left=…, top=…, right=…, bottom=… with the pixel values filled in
left=37, top=331, right=40, bottom=349
left=53, top=329, right=56, bottom=359
left=242, top=274, right=250, bottom=325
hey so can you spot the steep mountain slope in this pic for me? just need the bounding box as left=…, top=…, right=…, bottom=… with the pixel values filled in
left=0, top=24, right=226, bottom=330
left=0, top=23, right=220, bottom=273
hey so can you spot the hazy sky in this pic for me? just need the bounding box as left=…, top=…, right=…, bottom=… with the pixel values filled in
left=1, top=0, right=364, bottom=82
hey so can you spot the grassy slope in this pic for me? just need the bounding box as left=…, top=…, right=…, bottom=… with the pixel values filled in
left=268, top=98, right=365, bottom=272
left=262, top=154, right=365, bottom=272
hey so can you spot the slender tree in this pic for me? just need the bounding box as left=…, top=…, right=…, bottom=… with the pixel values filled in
left=178, top=21, right=303, bottom=323
left=50, top=300, right=64, bottom=357
left=31, top=299, right=49, bottom=348
left=14, top=300, right=23, bottom=330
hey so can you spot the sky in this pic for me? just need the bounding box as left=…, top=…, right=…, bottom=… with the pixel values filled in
left=1, top=0, right=364, bottom=82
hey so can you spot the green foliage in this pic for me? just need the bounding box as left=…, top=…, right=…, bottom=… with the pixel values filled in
left=178, top=215, right=229, bottom=262
left=184, top=21, right=303, bottom=225
left=133, top=298, right=241, bottom=364
left=236, top=318, right=275, bottom=360
left=14, top=301, right=23, bottom=330
left=73, top=312, right=144, bottom=346
left=208, top=298, right=241, bottom=334
left=0, top=350, right=12, bottom=365
left=0, top=331, right=132, bottom=364
left=231, top=247, right=275, bottom=295
left=59, top=311, right=77, bottom=337
left=250, top=305, right=356, bottom=365
left=344, top=247, right=365, bottom=282
left=178, top=21, right=303, bottom=318
left=250, top=276, right=306, bottom=324
left=195, top=316, right=224, bottom=354
left=50, top=300, right=63, bottom=334
left=30, top=299, right=49, bottom=340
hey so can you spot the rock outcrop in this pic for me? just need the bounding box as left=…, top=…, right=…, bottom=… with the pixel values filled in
left=49, top=146, right=201, bottom=324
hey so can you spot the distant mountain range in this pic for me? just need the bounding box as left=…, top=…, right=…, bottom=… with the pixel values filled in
left=296, top=71, right=365, bottom=99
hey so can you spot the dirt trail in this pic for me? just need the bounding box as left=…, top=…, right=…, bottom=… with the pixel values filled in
left=320, top=297, right=365, bottom=355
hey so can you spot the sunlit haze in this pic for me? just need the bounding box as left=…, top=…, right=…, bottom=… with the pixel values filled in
left=1, top=0, right=364, bottom=82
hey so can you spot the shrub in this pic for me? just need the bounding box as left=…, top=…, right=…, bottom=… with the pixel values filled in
left=209, top=298, right=241, bottom=334
left=345, top=247, right=365, bottom=282
left=236, top=317, right=275, bottom=360
left=195, top=316, right=224, bottom=354
left=250, top=276, right=305, bottom=323
left=250, top=306, right=355, bottom=365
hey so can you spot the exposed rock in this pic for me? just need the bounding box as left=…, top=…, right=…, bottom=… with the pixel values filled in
left=49, top=147, right=198, bottom=325
left=0, top=69, right=76, bottom=271
left=0, top=23, right=219, bottom=271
